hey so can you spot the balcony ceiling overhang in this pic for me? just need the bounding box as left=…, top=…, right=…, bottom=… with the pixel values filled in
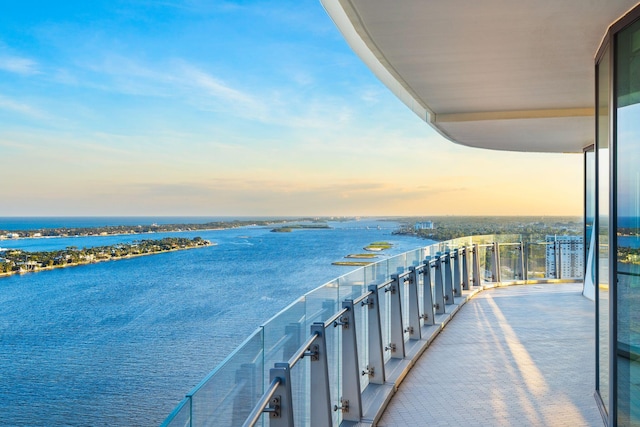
left=321, top=0, right=640, bottom=153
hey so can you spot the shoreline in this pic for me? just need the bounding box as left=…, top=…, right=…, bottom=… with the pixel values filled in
left=0, top=242, right=213, bottom=279
left=0, top=218, right=329, bottom=241
left=0, top=226, right=230, bottom=242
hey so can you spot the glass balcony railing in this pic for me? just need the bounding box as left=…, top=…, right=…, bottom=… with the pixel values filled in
left=161, top=234, right=583, bottom=427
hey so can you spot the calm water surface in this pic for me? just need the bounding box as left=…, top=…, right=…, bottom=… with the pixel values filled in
left=0, top=219, right=428, bottom=425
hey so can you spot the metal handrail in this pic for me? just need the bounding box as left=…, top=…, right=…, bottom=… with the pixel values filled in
left=288, top=332, right=320, bottom=368
left=323, top=307, right=349, bottom=329
left=242, top=377, right=281, bottom=427
left=375, top=278, right=395, bottom=290
left=352, top=290, right=373, bottom=306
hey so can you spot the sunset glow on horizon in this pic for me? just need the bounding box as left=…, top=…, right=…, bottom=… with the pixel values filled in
left=0, top=1, right=583, bottom=217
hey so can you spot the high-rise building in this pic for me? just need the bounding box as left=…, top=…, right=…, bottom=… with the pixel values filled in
left=545, top=235, right=584, bottom=279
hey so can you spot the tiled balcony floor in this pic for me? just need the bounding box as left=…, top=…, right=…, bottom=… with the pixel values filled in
left=377, top=283, right=603, bottom=427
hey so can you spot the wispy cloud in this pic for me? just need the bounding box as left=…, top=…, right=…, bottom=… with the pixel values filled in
left=179, top=65, right=250, bottom=103
left=175, top=61, right=268, bottom=119
left=72, top=54, right=268, bottom=117
left=0, top=94, right=48, bottom=119
left=0, top=56, right=39, bottom=75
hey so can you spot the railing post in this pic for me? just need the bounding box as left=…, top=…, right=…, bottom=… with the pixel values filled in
left=517, top=242, right=525, bottom=280
left=558, top=240, right=563, bottom=279
left=491, top=242, right=500, bottom=283
left=523, top=242, right=529, bottom=281
left=309, top=323, right=332, bottom=427
left=452, top=249, right=462, bottom=297
left=407, top=267, right=422, bottom=340
left=461, top=246, right=470, bottom=290
left=340, top=300, right=363, bottom=422
left=433, top=256, right=445, bottom=314
left=443, top=252, right=454, bottom=305
left=270, top=363, right=295, bottom=427
left=366, top=285, right=386, bottom=384
left=553, top=235, right=560, bottom=279
left=388, top=275, right=406, bottom=359
left=472, top=244, right=481, bottom=288
left=421, top=258, right=435, bottom=325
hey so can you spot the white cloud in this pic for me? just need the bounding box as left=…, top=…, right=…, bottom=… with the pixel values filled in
left=0, top=95, right=48, bottom=119
left=0, top=56, right=39, bottom=75
left=176, top=62, right=266, bottom=116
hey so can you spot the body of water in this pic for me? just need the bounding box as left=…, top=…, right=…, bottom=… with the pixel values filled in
left=0, top=218, right=429, bottom=425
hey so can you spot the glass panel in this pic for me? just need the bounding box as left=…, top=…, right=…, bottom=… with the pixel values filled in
left=586, top=148, right=596, bottom=284
left=291, top=351, right=310, bottom=426
left=263, top=299, right=306, bottom=384
left=364, top=259, right=388, bottom=288
left=423, top=244, right=437, bottom=260
left=160, top=397, right=191, bottom=427
left=498, top=244, right=520, bottom=281
left=526, top=242, right=549, bottom=279
left=387, top=252, right=406, bottom=277
left=189, top=330, right=264, bottom=427
left=598, top=43, right=611, bottom=413
left=617, top=19, right=640, bottom=426
left=339, top=269, right=365, bottom=301
left=305, top=281, right=338, bottom=326
left=405, top=248, right=422, bottom=269
left=584, top=146, right=597, bottom=302
left=541, top=236, right=585, bottom=280
left=479, top=246, right=491, bottom=282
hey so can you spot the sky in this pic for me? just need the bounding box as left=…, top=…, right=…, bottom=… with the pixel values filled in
left=0, top=0, right=583, bottom=217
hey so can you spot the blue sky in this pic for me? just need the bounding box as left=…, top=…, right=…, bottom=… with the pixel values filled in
left=0, top=0, right=582, bottom=216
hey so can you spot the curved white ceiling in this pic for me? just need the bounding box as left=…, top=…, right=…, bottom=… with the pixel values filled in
left=321, top=0, right=640, bottom=152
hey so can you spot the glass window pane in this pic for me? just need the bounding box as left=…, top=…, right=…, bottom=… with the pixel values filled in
left=616, top=18, right=640, bottom=426
left=597, top=43, right=611, bottom=414
left=584, top=146, right=597, bottom=306
left=586, top=148, right=596, bottom=244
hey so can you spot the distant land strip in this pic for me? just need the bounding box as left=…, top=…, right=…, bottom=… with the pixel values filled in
left=0, top=219, right=331, bottom=240
left=0, top=237, right=211, bottom=278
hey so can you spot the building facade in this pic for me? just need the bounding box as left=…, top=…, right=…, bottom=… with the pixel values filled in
left=545, top=235, right=584, bottom=279
left=592, top=11, right=640, bottom=424
left=414, top=221, right=434, bottom=231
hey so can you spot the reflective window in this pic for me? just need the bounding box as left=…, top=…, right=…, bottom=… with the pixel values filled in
left=585, top=147, right=596, bottom=296
left=616, top=18, right=640, bottom=426
left=597, top=43, right=611, bottom=414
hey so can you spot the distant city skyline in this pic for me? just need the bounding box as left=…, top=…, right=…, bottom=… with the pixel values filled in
left=0, top=0, right=582, bottom=217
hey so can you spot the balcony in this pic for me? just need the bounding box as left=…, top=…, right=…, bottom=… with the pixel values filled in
left=161, top=235, right=593, bottom=426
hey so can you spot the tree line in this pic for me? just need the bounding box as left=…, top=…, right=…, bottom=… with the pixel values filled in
left=0, top=237, right=211, bottom=274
